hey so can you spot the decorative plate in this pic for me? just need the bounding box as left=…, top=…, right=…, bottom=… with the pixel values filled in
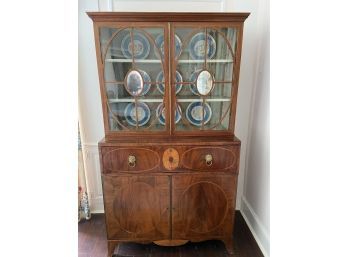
left=121, top=32, right=150, bottom=59
left=139, top=70, right=151, bottom=96
left=156, top=103, right=182, bottom=125
left=155, top=34, right=182, bottom=58
left=124, top=102, right=151, bottom=126
left=186, top=101, right=212, bottom=126
left=156, top=70, right=183, bottom=95
left=189, top=70, right=201, bottom=96
left=189, top=32, right=216, bottom=60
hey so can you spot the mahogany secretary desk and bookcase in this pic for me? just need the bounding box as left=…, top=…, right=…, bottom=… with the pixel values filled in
left=87, top=12, right=249, bottom=257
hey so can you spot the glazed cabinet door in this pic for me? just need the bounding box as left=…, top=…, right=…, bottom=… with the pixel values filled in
left=170, top=23, right=242, bottom=135
left=97, top=23, right=170, bottom=137
left=172, top=174, right=237, bottom=240
left=103, top=175, right=170, bottom=240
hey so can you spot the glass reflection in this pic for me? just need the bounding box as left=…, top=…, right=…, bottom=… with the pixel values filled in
left=197, top=70, right=214, bottom=95
left=125, top=70, right=144, bottom=96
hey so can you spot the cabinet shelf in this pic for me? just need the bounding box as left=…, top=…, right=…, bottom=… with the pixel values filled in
left=178, top=59, right=233, bottom=64
left=108, top=98, right=231, bottom=103
left=177, top=98, right=231, bottom=103
left=105, top=59, right=161, bottom=63
left=109, top=98, right=231, bottom=103
left=109, top=98, right=163, bottom=103
left=105, top=59, right=233, bottom=64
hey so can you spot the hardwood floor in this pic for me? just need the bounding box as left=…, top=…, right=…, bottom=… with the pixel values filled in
left=78, top=211, right=264, bottom=257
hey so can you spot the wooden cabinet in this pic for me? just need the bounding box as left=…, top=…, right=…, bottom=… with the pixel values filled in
left=88, top=12, right=249, bottom=257
left=103, top=175, right=170, bottom=240
left=181, top=146, right=239, bottom=171
left=101, top=147, right=161, bottom=173
left=172, top=174, right=237, bottom=240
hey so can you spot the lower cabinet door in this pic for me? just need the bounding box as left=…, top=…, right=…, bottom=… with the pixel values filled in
left=103, top=175, right=170, bottom=240
left=172, top=174, right=237, bottom=239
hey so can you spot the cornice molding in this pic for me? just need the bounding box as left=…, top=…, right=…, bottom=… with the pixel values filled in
left=87, top=12, right=250, bottom=22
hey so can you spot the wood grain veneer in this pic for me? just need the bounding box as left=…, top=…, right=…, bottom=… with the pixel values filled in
left=88, top=12, right=249, bottom=257
left=87, top=12, right=250, bottom=23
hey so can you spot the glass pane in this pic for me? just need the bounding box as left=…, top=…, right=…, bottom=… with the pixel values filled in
left=101, top=26, right=166, bottom=132
left=196, top=70, right=214, bottom=95
left=174, top=26, right=236, bottom=132
left=100, top=27, right=119, bottom=59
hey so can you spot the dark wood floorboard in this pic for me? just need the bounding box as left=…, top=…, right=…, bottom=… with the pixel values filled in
left=78, top=211, right=264, bottom=257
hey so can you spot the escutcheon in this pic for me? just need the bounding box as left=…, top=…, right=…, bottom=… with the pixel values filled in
left=163, top=148, right=179, bottom=170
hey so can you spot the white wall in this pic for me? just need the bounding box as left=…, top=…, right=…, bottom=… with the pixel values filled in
left=78, top=6, right=269, bottom=255
left=227, top=0, right=270, bottom=256
left=78, top=0, right=105, bottom=212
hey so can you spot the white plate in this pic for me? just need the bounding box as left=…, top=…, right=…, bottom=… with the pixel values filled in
left=185, top=102, right=212, bottom=126
left=156, top=103, right=182, bottom=125
left=156, top=70, right=182, bottom=95
left=124, top=102, right=151, bottom=126
left=189, top=32, right=216, bottom=60
left=139, top=70, right=151, bottom=96
left=155, top=34, right=182, bottom=58
left=121, top=32, right=150, bottom=59
left=189, top=70, right=200, bottom=96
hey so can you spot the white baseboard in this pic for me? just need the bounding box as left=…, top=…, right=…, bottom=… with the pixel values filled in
left=91, top=209, right=104, bottom=214
left=241, top=196, right=270, bottom=257
left=82, top=143, right=105, bottom=214
left=90, top=196, right=104, bottom=214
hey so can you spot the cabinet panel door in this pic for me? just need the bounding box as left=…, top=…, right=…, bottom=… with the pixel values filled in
left=172, top=174, right=237, bottom=239
left=98, top=24, right=170, bottom=136
left=103, top=175, right=170, bottom=240
left=171, top=23, right=240, bottom=135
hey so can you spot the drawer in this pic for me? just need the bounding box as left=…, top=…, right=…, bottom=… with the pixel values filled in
left=100, top=147, right=160, bottom=173
left=181, top=146, right=239, bottom=172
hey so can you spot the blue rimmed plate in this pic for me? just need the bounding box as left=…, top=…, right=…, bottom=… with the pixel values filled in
left=186, top=101, right=212, bottom=126
left=155, top=34, right=182, bottom=59
left=189, top=70, right=201, bottom=95
left=139, top=70, right=151, bottom=96
left=156, top=70, right=183, bottom=95
left=156, top=103, right=182, bottom=125
left=124, top=102, right=151, bottom=127
left=121, top=32, right=150, bottom=59
left=189, top=32, right=216, bottom=60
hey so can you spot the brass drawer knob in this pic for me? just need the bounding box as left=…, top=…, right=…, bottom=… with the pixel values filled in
left=205, top=154, right=213, bottom=166
left=128, top=155, right=136, bottom=167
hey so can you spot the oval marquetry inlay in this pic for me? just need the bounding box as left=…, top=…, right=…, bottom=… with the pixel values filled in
left=102, top=148, right=160, bottom=173
left=113, top=182, right=160, bottom=234
left=179, top=181, right=228, bottom=233
left=162, top=148, right=179, bottom=170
